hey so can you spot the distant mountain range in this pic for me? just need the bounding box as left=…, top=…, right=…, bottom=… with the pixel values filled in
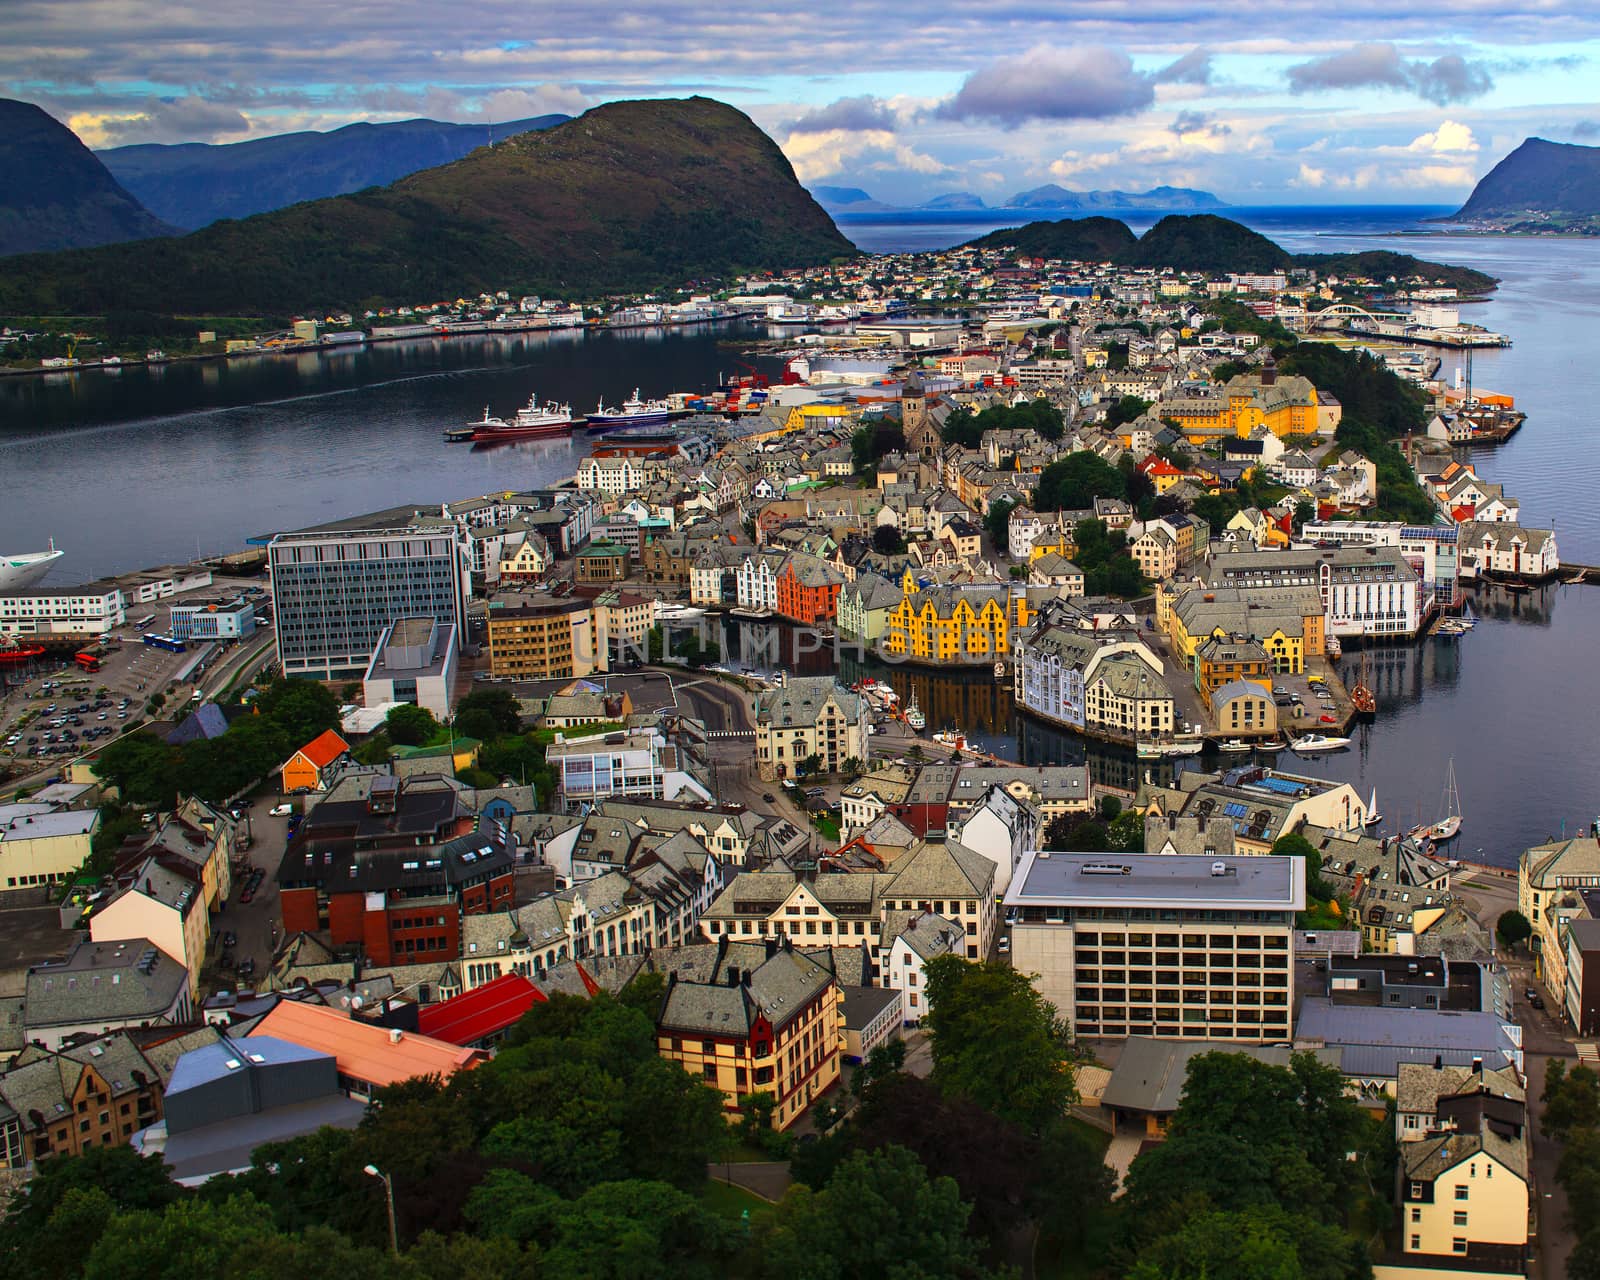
left=99, top=114, right=570, bottom=230
left=0, top=98, right=856, bottom=313
left=1449, top=137, right=1600, bottom=225
left=811, top=183, right=1228, bottom=214
left=0, top=98, right=175, bottom=255
left=964, top=214, right=1498, bottom=293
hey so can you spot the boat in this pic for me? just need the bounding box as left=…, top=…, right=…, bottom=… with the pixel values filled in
left=1325, top=634, right=1342, bottom=659
left=1291, top=732, right=1353, bottom=754
left=1163, top=739, right=1205, bottom=757
left=586, top=389, right=675, bottom=432
left=1351, top=656, right=1376, bottom=716
left=904, top=693, right=925, bottom=732
left=1255, top=738, right=1286, bottom=753
left=1136, top=741, right=1163, bottom=760
left=993, top=661, right=1006, bottom=680
left=1364, top=787, right=1383, bottom=828
left=1218, top=739, right=1253, bottom=754
left=1412, top=758, right=1462, bottom=842
left=0, top=541, right=64, bottom=591
left=468, top=395, right=574, bottom=443
left=932, top=728, right=968, bottom=750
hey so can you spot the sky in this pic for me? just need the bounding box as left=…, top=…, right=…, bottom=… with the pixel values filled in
left=8, top=1, right=1600, bottom=205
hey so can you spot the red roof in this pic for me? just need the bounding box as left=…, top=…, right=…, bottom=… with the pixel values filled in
left=296, top=728, right=350, bottom=769
left=1139, top=456, right=1183, bottom=477
left=416, top=973, right=547, bottom=1046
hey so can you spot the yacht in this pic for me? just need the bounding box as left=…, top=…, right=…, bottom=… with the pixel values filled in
left=1217, top=739, right=1253, bottom=754
left=1364, top=787, right=1383, bottom=828
left=1290, top=732, right=1353, bottom=755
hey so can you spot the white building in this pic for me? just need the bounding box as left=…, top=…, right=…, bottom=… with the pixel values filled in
left=362, top=618, right=458, bottom=720
left=1456, top=521, right=1559, bottom=582
left=950, top=785, right=1041, bottom=897
left=885, top=912, right=966, bottom=1025
left=0, top=581, right=126, bottom=639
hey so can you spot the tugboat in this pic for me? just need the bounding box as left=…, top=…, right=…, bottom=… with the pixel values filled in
left=904, top=693, right=926, bottom=732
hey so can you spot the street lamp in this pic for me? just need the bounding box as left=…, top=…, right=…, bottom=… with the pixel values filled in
left=363, top=1164, right=399, bottom=1255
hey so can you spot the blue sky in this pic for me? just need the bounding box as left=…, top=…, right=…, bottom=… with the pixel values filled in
left=8, top=1, right=1600, bottom=203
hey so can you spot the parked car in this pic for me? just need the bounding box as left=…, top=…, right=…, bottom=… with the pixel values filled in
left=269, top=803, right=293, bottom=816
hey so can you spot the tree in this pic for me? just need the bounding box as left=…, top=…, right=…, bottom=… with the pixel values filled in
left=983, top=496, right=1017, bottom=555
left=871, top=524, right=907, bottom=555
left=385, top=704, right=440, bottom=746
left=1106, top=395, right=1153, bottom=429
left=1044, top=816, right=1109, bottom=852
left=1496, top=909, right=1533, bottom=953
left=1272, top=831, right=1333, bottom=901
left=1099, top=795, right=1122, bottom=821
left=1106, top=808, right=1146, bottom=852
left=796, top=753, right=823, bottom=778
left=1128, top=1204, right=1366, bottom=1280
left=454, top=687, right=524, bottom=739
left=253, top=676, right=340, bottom=745
left=756, top=1146, right=985, bottom=1280
left=90, top=732, right=178, bottom=807
left=852, top=420, right=906, bottom=474
left=923, top=956, right=1077, bottom=1132
left=1036, top=452, right=1125, bottom=513
left=538, top=1180, right=731, bottom=1280
left=1543, top=1061, right=1600, bottom=1142
left=353, top=732, right=393, bottom=765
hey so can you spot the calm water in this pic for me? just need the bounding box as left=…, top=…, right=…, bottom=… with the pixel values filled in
left=3, top=208, right=1596, bottom=864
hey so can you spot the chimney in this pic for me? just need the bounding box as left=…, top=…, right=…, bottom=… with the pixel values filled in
left=389, top=1028, right=403, bottom=1045
left=1435, top=1053, right=1443, bottom=1070
left=1472, top=1057, right=1483, bottom=1073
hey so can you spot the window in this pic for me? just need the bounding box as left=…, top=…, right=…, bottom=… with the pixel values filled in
left=1453, top=1210, right=1467, bottom=1227
left=1454, top=1185, right=1468, bottom=1201
left=1452, top=1239, right=1466, bottom=1255
left=1410, top=1235, right=1420, bottom=1251
left=1410, top=1208, right=1421, bottom=1224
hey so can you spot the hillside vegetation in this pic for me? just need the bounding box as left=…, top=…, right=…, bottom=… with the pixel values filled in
left=0, top=98, right=856, bottom=315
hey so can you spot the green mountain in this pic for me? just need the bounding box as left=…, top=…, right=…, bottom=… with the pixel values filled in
left=0, top=97, right=856, bottom=314
left=0, top=98, right=175, bottom=255
left=962, top=216, right=1138, bottom=260
left=1450, top=136, right=1600, bottom=222
left=1007, top=183, right=1227, bottom=210
left=963, top=214, right=1496, bottom=291
left=99, top=114, right=570, bottom=230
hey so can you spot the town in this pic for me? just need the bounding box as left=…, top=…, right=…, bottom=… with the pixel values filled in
left=0, top=245, right=1579, bottom=1280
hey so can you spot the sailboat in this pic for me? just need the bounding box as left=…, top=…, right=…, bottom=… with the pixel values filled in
left=904, top=692, right=925, bottom=732
left=1364, top=787, right=1383, bottom=828
left=1413, top=758, right=1462, bottom=841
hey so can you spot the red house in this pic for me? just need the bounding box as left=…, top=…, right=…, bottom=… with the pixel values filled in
left=776, top=555, right=844, bottom=627
left=417, top=973, right=547, bottom=1048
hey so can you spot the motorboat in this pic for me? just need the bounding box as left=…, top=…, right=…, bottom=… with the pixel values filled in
left=1217, top=739, right=1253, bottom=754
left=904, top=693, right=925, bottom=732
left=1291, top=733, right=1353, bottom=754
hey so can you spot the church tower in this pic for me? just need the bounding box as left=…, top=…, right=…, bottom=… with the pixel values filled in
left=901, top=370, right=938, bottom=459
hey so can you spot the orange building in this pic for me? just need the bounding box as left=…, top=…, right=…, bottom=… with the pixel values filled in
left=280, top=729, right=350, bottom=793
left=775, top=555, right=845, bottom=627
left=249, top=1000, right=485, bottom=1099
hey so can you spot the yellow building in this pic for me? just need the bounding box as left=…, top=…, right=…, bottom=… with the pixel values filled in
left=657, top=941, right=846, bottom=1131
left=1160, top=351, right=1335, bottom=442
left=89, top=860, right=210, bottom=1000
left=783, top=403, right=857, bottom=433
left=485, top=594, right=600, bottom=679
left=1167, top=585, right=1325, bottom=674
left=884, top=584, right=1010, bottom=663
left=1029, top=528, right=1078, bottom=562
left=1401, top=1129, right=1527, bottom=1262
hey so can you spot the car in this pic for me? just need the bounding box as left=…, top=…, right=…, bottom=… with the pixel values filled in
left=763, top=793, right=777, bottom=803
left=239, top=887, right=254, bottom=904
left=220, top=931, right=237, bottom=948
left=269, top=803, right=293, bottom=816
left=1524, top=987, right=1539, bottom=1002
left=1530, top=993, right=1546, bottom=1010
left=997, top=936, right=1010, bottom=954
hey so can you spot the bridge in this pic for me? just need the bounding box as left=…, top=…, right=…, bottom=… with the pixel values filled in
left=1309, top=303, right=1412, bottom=330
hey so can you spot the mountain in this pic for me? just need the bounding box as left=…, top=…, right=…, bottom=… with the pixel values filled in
left=963, top=217, right=1138, bottom=261
left=0, top=98, right=175, bottom=255
left=962, top=214, right=1497, bottom=291
left=1006, top=183, right=1227, bottom=210
left=1449, top=137, right=1600, bottom=222
left=0, top=98, right=857, bottom=314
left=921, top=192, right=987, bottom=210
left=100, top=115, right=570, bottom=230
left=810, top=185, right=875, bottom=207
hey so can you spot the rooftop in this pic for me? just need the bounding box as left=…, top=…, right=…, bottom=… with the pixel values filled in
left=1005, top=851, right=1304, bottom=910
left=248, top=999, right=484, bottom=1086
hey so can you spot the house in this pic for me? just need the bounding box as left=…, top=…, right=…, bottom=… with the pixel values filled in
left=89, top=859, right=209, bottom=1000
left=1210, top=679, right=1277, bottom=736
left=22, top=937, right=193, bottom=1050
left=248, top=999, right=486, bottom=1100
left=137, top=797, right=235, bottom=910
left=949, top=784, right=1039, bottom=896
left=280, top=729, right=352, bottom=794
left=883, top=911, right=965, bottom=1025
left=0, top=801, right=100, bottom=891
left=775, top=554, right=845, bottom=626
left=1456, top=521, right=1558, bottom=582
left=1400, top=1122, right=1528, bottom=1268
left=0, top=1032, right=165, bottom=1172
left=415, top=972, right=548, bottom=1048
left=884, top=584, right=1011, bottom=665
left=836, top=573, right=904, bottom=646
left=754, top=677, right=869, bottom=781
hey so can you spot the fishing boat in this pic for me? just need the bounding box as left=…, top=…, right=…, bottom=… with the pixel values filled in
left=1412, top=758, right=1462, bottom=841
left=468, top=394, right=575, bottom=442
left=1350, top=653, right=1376, bottom=716
left=587, top=389, right=676, bottom=433
left=1217, top=739, right=1253, bottom=754
left=932, top=728, right=968, bottom=751
left=1364, top=788, right=1383, bottom=828
left=904, top=693, right=925, bottom=732
left=1291, top=732, right=1353, bottom=755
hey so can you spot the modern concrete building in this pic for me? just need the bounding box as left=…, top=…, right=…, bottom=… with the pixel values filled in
left=0, top=580, right=127, bottom=640
left=484, top=593, right=601, bottom=679
left=0, top=802, right=99, bottom=889
left=267, top=511, right=469, bottom=680
left=362, top=617, right=458, bottom=720
left=167, top=594, right=257, bottom=642
left=1005, top=851, right=1304, bottom=1042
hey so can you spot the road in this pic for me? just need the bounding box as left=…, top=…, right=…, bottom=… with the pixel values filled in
left=208, top=801, right=295, bottom=990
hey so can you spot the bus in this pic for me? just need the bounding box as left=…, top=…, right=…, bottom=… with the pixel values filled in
left=73, top=651, right=103, bottom=673
left=142, top=633, right=186, bottom=653
left=130, top=614, right=156, bottom=631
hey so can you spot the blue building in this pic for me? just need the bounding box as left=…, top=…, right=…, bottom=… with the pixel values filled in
left=167, top=594, right=257, bottom=642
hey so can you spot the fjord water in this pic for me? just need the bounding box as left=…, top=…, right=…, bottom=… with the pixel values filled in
left=3, top=206, right=1598, bottom=862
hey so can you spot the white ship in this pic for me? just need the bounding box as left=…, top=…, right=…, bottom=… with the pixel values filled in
left=0, top=542, right=63, bottom=590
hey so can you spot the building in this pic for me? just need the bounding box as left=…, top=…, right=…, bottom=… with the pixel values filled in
left=485, top=593, right=601, bottom=680
left=1519, top=834, right=1600, bottom=998
left=22, top=938, right=193, bottom=1049
left=656, top=938, right=846, bottom=1130
left=247, top=1000, right=485, bottom=1100
left=279, top=729, right=351, bottom=794
left=362, top=618, right=458, bottom=720
left=1084, top=650, right=1176, bottom=739
left=167, top=594, right=257, bottom=642
left=1005, top=851, right=1304, bottom=1042
left=754, top=677, right=870, bottom=781
left=1457, top=521, right=1559, bottom=582
left=574, top=542, right=630, bottom=584
left=1146, top=767, right=1371, bottom=854
left=1101, top=1037, right=1335, bottom=1137
left=268, top=515, right=469, bottom=680
left=775, top=554, right=846, bottom=626
left=884, top=911, right=966, bottom=1024
left=836, top=574, right=904, bottom=646
left=1166, top=584, right=1325, bottom=673
left=842, top=985, right=903, bottom=1063
left=0, top=801, right=99, bottom=889
left=1211, top=679, right=1277, bottom=736
left=89, top=859, right=210, bottom=1000
left=549, top=726, right=696, bottom=810
left=884, top=584, right=1011, bottom=665
left=416, top=972, right=548, bottom=1048
left=0, top=580, right=126, bottom=640
left=1400, top=1122, right=1528, bottom=1268
left=0, top=1033, right=164, bottom=1172
left=950, top=785, right=1040, bottom=896
left=1201, top=545, right=1423, bottom=641
left=1192, top=636, right=1273, bottom=696
left=589, top=589, right=654, bottom=665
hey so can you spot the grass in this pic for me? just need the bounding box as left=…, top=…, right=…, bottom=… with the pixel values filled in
left=702, top=1179, right=774, bottom=1220
left=531, top=720, right=625, bottom=746
left=813, top=815, right=841, bottom=842
left=1061, top=1115, right=1113, bottom=1157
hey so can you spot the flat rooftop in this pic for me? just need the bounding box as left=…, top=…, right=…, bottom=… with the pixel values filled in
left=1005, top=851, right=1304, bottom=911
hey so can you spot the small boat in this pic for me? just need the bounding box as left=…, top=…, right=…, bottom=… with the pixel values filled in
left=1217, top=739, right=1252, bottom=754
left=1325, top=635, right=1342, bottom=659
left=1256, top=738, right=1286, bottom=753
left=904, top=693, right=925, bottom=732
left=1364, top=787, right=1383, bottom=828
left=932, top=728, right=968, bottom=751
left=1412, top=758, right=1462, bottom=841
left=1291, top=733, right=1352, bottom=754
left=1136, top=741, right=1163, bottom=760
left=1164, top=739, right=1204, bottom=757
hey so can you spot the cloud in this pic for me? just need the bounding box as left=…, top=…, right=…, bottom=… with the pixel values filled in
left=781, top=128, right=950, bottom=180
left=787, top=94, right=896, bottom=134
left=75, top=96, right=251, bottom=145
left=1574, top=120, right=1600, bottom=139
left=937, top=45, right=1155, bottom=126
left=1287, top=43, right=1492, bottom=105
left=1153, top=49, right=1213, bottom=86
left=1172, top=110, right=1231, bottom=139
left=1406, top=120, right=1477, bottom=153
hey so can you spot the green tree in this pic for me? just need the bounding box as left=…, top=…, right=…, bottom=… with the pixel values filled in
left=353, top=732, right=394, bottom=765
left=540, top=1180, right=730, bottom=1280
left=454, top=688, right=524, bottom=737
left=923, top=956, right=1077, bottom=1132
left=796, top=753, right=823, bottom=778
left=1106, top=808, right=1147, bottom=852
left=872, top=524, right=907, bottom=555
left=1272, top=831, right=1334, bottom=900
left=1044, top=816, right=1109, bottom=852
left=1036, top=453, right=1125, bottom=513
left=253, top=676, right=340, bottom=745
left=1496, top=909, right=1533, bottom=952
left=1106, top=395, right=1153, bottom=429
left=384, top=703, right=440, bottom=746
left=756, top=1146, right=985, bottom=1280
left=1543, top=1061, right=1600, bottom=1142
left=1128, top=1204, right=1366, bottom=1280
left=983, top=497, right=1017, bottom=555
left=90, top=732, right=179, bottom=807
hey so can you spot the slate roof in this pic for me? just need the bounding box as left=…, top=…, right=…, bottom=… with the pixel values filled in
left=25, top=938, right=188, bottom=1030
